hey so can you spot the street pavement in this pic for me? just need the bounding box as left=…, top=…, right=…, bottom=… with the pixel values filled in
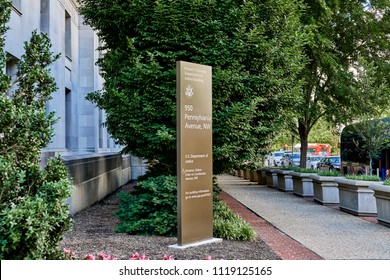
left=217, top=174, right=390, bottom=260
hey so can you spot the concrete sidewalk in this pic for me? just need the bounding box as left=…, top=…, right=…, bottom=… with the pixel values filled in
left=217, top=174, right=390, bottom=260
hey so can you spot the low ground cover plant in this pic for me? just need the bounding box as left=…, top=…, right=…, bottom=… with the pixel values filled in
left=213, top=200, right=256, bottom=241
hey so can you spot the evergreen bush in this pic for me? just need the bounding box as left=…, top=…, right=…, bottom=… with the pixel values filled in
left=0, top=4, right=72, bottom=259
left=115, top=176, right=178, bottom=236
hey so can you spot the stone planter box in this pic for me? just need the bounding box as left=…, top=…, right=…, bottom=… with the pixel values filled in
left=265, top=168, right=278, bottom=189
left=257, top=169, right=267, bottom=185
left=310, top=174, right=340, bottom=205
left=334, top=178, right=383, bottom=216
left=243, top=169, right=250, bottom=180
left=249, top=170, right=258, bottom=182
left=369, top=183, right=390, bottom=227
left=274, top=169, right=293, bottom=192
left=291, top=172, right=317, bottom=197
left=238, top=169, right=244, bottom=177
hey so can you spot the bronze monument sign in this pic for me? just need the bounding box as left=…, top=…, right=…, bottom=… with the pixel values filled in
left=177, top=61, right=213, bottom=246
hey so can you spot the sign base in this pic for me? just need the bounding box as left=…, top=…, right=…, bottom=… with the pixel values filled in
left=169, top=238, right=222, bottom=250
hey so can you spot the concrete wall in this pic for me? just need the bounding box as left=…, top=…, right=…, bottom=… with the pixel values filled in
left=62, top=153, right=134, bottom=215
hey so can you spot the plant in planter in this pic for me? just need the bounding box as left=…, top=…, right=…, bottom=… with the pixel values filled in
left=310, top=171, right=341, bottom=205
left=334, top=174, right=382, bottom=216
left=369, top=179, right=390, bottom=227
left=290, top=168, right=318, bottom=197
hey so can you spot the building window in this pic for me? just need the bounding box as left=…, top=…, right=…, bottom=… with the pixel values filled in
left=65, top=88, right=72, bottom=150
left=6, top=54, right=18, bottom=93
left=65, top=11, right=72, bottom=59
left=99, top=109, right=103, bottom=149
left=40, top=0, right=49, bottom=33
left=6, top=54, right=18, bottom=81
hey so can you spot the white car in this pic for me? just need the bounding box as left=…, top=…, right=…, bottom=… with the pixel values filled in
left=306, top=156, right=324, bottom=169
left=270, top=151, right=285, bottom=166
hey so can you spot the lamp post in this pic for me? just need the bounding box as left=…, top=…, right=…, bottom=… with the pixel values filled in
left=291, top=135, right=295, bottom=166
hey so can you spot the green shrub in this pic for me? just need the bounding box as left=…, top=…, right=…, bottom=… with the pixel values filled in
left=318, top=170, right=340, bottom=177
left=384, top=179, right=390, bottom=186
left=0, top=157, right=72, bottom=260
left=0, top=11, right=72, bottom=259
left=345, top=174, right=382, bottom=181
left=116, top=175, right=178, bottom=236
left=213, top=200, right=256, bottom=241
left=116, top=175, right=256, bottom=241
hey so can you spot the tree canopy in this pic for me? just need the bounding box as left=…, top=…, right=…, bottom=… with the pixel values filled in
left=352, top=117, right=390, bottom=174
left=290, top=0, right=390, bottom=166
left=80, top=0, right=308, bottom=174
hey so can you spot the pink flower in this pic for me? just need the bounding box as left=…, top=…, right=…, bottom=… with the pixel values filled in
left=203, top=256, right=212, bottom=260
left=98, top=252, right=110, bottom=260
left=163, top=255, right=175, bottom=260
left=84, top=254, right=95, bottom=260
left=129, top=252, right=140, bottom=260
left=63, top=248, right=71, bottom=256
left=129, top=252, right=149, bottom=260
left=138, top=254, right=149, bottom=260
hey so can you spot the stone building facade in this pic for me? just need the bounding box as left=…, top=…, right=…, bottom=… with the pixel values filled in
left=5, top=0, right=146, bottom=214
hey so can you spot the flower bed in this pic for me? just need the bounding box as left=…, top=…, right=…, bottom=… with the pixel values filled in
left=63, top=249, right=214, bottom=260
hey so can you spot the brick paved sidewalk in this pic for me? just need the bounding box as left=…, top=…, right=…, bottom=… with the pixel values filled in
left=219, top=191, right=322, bottom=260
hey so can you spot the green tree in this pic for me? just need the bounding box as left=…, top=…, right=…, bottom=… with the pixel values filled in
left=290, top=0, right=390, bottom=166
left=80, top=0, right=308, bottom=175
left=274, top=118, right=340, bottom=153
left=0, top=2, right=72, bottom=259
left=352, top=117, right=390, bottom=175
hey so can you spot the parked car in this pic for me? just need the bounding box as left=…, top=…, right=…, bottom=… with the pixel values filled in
left=316, top=156, right=341, bottom=172
left=282, top=153, right=300, bottom=167
left=270, top=151, right=285, bottom=166
left=306, top=156, right=324, bottom=169
left=281, top=152, right=292, bottom=166
left=291, top=153, right=301, bottom=167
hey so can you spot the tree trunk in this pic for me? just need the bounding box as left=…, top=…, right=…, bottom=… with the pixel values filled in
left=298, top=120, right=309, bottom=168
